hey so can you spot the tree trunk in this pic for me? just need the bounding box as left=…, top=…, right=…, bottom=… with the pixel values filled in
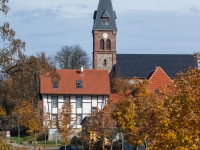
left=34, top=130, right=36, bottom=150
left=110, top=138, right=113, bottom=150
left=143, top=139, right=148, bottom=150
left=102, top=136, right=105, bottom=150
left=17, top=118, right=20, bottom=149
left=120, top=132, right=124, bottom=150
left=44, top=130, right=46, bottom=150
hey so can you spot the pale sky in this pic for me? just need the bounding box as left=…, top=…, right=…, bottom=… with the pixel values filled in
left=1, top=0, right=200, bottom=58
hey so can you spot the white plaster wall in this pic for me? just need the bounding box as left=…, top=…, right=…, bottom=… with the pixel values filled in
left=83, top=95, right=91, bottom=102
left=58, top=95, right=63, bottom=102
left=43, top=95, right=48, bottom=111
left=83, top=103, right=91, bottom=114
left=58, top=103, right=63, bottom=110
left=98, top=103, right=103, bottom=109
left=92, top=96, right=97, bottom=101
left=43, top=94, right=109, bottom=135
left=71, top=103, right=76, bottom=114
left=77, top=108, right=82, bottom=114
left=92, top=100, right=97, bottom=107
left=98, top=95, right=103, bottom=101
left=48, top=95, right=51, bottom=101
left=71, top=95, right=76, bottom=102
left=48, top=103, right=52, bottom=113
left=52, top=108, right=57, bottom=114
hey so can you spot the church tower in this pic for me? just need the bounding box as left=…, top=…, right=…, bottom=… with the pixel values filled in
left=92, top=0, right=117, bottom=73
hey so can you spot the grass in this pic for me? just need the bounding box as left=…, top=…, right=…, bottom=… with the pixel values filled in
left=9, top=135, right=64, bottom=148
left=9, top=136, right=24, bottom=144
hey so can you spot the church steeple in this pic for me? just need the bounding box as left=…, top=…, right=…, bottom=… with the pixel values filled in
left=92, top=0, right=117, bottom=73
left=93, top=0, right=117, bottom=31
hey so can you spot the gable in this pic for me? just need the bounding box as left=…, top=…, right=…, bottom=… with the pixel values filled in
left=147, top=66, right=173, bottom=93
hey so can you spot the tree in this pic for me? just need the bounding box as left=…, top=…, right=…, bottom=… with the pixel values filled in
left=83, top=105, right=118, bottom=150
left=112, top=78, right=168, bottom=150
left=151, top=66, right=200, bottom=150
left=0, top=0, right=9, bottom=15
left=111, top=57, right=200, bottom=150
left=101, top=101, right=118, bottom=150
left=57, top=102, right=76, bottom=145
left=54, top=45, right=91, bottom=69
left=13, top=100, right=43, bottom=150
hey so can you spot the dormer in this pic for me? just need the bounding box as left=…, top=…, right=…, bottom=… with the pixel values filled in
left=102, top=10, right=109, bottom=25
left=93, top=0, right=117, bottom=31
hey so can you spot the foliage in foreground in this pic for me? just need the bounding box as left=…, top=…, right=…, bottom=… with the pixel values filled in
left=0, top=137, right=10, bottom=150
left=112, top=61, right=200, bottom=149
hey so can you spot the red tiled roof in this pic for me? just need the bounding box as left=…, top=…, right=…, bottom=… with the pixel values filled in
left=147, top=66, right=173, bottom=93
left=109, top=93, right=119, bottom=103
left=40, top=69, right=110, bottom=95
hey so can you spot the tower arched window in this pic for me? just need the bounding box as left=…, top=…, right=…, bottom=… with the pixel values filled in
left=106, top=39, right=111, bottom=50
left=100, top=39, right=104, bottom=50
left=104, top=59, right=107, bottom=66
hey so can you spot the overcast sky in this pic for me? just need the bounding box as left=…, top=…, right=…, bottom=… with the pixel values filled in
left=1, top=0, right=200, bottom=58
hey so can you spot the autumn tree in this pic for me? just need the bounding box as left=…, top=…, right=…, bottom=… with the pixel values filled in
left=111, top=77, right=170, bottom=150
left=151, top=66, right=200, bottom=150
left=57, top=102, right=76, bottom=145
left=54, top=45, right=91, bottom=69
left=101, top=101, right=118, bottom=150
left=83, top=105, right=118, bottom=150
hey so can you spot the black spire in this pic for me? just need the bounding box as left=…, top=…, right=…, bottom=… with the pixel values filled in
left=93, top=0, right=117, bottom=31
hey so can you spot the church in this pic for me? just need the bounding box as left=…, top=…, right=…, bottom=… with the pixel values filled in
left=40, top=0, right=197, bottom=141
left=92, top=0, right=197, bottom=81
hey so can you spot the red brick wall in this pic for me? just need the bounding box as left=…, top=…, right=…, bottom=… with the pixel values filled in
left=93, top=30, right=117, bottom=70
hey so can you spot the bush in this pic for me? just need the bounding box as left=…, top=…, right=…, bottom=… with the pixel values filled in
left=23, top=135, right=34, bottom=141
left=0, top=137, right=11, bottom=150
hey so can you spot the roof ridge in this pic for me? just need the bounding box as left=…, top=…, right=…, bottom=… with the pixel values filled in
left=148, top=66, right=173, bottom=84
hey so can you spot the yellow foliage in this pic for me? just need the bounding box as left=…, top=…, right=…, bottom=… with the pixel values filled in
left=0, top=137, right=10, bottom=150
left=112, top=65, right=200, bottom=150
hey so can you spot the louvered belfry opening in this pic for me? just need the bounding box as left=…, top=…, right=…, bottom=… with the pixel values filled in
left=106, top=39, right=111, bottom=50
left=100, top=39, right=104, bottom=50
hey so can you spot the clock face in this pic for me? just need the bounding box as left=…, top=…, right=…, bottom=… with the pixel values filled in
left=103, top=33, right=108, bottom=38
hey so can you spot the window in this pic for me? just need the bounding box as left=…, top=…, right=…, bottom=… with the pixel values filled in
left=64, top=95, right=70, bottom=103
left=155, top=89, right=159, bottom=93
left=102, top=17, right=108, bottom=22
left=100, top=39, right=104, bottom=50
left=52, top=95, right=58, bottom=107
left=106, top=39, right=111, bottom=50
left=92, top=107, right=97, bottom=113
left=104, top=59, right=107, bottom=66
left=52, top=80, right=59, bottom=88
left=76, top=96, right=82, bottom=107
left=76, top=80, right=82, bottom=89
left=77, top=114, right=82, bottom=125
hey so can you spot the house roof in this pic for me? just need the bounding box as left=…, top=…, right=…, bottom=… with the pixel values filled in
left=40, top=69, right=110, bottom=95
left=147, top=66, right=173, bottom=93
left=115, top=54, right=197, bottom=78
left=93, top=0, right=117, bottom=31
